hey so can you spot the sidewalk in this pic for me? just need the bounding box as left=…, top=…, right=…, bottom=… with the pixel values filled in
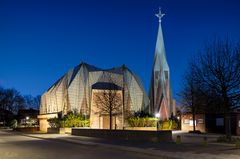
left=20, top=132, right=240, bottom=159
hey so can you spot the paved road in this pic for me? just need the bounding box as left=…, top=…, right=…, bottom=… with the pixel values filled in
left=0, top=130, right=161, bottom=159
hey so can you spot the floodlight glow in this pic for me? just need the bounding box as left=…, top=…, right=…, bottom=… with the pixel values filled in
left=155, top=113, right=160, bottom=118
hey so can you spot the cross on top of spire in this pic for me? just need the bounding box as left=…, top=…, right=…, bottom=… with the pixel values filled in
left=155, top=7, right=165, bottom=23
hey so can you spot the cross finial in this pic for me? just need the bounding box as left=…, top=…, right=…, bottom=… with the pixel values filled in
left=155, top=7, right=165, bottom=23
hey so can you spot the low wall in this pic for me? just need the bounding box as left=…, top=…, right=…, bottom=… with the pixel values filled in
left=59, top=128, right=72, bottom=134
left=38, top=113, right=58, bottom=132
left=72, top=128, right=172, bottom=142
left=47, top=128, right=59, bottom=134
left=125, top=127, right=156, bottom=131
left=14, top=127, right=39, bottom=132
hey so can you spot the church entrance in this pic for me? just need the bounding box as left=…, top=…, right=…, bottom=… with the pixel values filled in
left=102, top=115, right=116, bottom=129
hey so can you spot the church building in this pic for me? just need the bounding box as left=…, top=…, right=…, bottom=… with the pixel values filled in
left=38, top=9, right=175, bottom=132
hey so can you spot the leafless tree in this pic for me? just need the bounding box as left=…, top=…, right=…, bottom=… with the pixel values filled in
left=93, top=74, right=122, bottom=130
left=179, top=63, right=207, bottom=132
left=193, top=38, right=240, bottom=138
left=0, top=88, right=25, bottom=126
left=24, top=95, right=41, bottom=110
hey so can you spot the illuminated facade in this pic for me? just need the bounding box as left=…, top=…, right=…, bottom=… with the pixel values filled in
left=38, top=63, right=149, bottom=131
left=149, top=9, right=176, bottom=120
left=38, top=9, right=176, bottom=131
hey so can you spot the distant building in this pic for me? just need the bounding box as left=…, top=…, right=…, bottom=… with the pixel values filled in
left=38, top=63, right=149, bottom=131
left=181, top=112, right=240, bottom=135
left=18, top=108, right=39, bottom=126
left=149, top=9, right=176, bottom=120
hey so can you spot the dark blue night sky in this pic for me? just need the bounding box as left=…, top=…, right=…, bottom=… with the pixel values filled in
left=0, top=0, right=240, bottom=100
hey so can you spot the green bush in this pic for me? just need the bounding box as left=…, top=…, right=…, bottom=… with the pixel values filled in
left=10, top=119, right=18, bottom=128
left=127, top=117, right=157, bottom=127
left=61, top=114, right=90, bottom=127
left=127, top=116, right=179, bottom=129
left=47, top=113, right=90, bottom=128
left=217, top=135, right=240, bottom=144
left=236, top=138, right=240, bottom=149
left=160, top=120, right=179, bottom=130
left=47, top=118, right=61, bottom=128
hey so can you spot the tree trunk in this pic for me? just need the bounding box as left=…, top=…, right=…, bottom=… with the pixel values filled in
left=225, top=112, right=231, bottom=140
left=223, top=95, right=231, bottom=140
left=109, top=106, right=112, bottom=130
left=193, top=112, right=196, bottom=132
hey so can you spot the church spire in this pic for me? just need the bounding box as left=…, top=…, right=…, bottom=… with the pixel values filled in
left=154, top=7, right=169, bottom=71
left=149, top=7, right=172, bottom=120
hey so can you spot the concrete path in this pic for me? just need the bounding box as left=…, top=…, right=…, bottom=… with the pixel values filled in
left=0, top=130, right=163, bottom=159
left=19, top=131, right=240, bottom=159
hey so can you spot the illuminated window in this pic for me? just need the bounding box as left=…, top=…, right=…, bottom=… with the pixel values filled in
left=198, top=119, right=204, bottom=124
left=189, top=120, right=196, bottom=126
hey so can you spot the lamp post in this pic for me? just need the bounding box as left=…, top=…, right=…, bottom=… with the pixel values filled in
left=25, top=116, right=29, bottom=127
left=177, top=115, right=181, bottom=130
left=155, top=113, right=160, bottom=130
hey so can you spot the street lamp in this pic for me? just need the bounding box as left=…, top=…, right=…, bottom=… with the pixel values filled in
left=25, top=116, right=29, bottom=127
left=177, top=116, right=181, bottom=130
left=155, top=113, right=160, bottom=118
left=155, top=113, right=160, bottom=130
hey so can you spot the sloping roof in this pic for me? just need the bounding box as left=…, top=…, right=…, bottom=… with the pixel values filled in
left=41, top=61, right=149, bottom=115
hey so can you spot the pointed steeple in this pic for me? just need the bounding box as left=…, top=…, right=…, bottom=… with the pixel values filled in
left=154, top=8, right=169, bottom=72
left=149, top=8, right=172, bottom=120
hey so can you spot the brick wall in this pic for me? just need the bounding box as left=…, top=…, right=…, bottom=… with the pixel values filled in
left=72, top=128, right=172, bottom=142
left=181, top=114, right=206, bottom=133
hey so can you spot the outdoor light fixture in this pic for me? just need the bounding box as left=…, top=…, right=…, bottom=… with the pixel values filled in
left=155, top=113, right=160, bottom=131
left=26, top=116, right=29, bottom=120
left=155, top=113, right=160, bottom=118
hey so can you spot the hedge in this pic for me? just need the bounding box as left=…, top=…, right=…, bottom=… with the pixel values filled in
left=47, top=113, right=90, bottom=128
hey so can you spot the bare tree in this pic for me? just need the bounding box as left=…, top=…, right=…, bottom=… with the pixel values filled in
left=0, top=88, right=25, bottom=113
left=193, top=38, right=240, bottom=138
left=0, top=88, right=25, bottom=126
left=179, top=63, right=207, bottom=132
left=24, top=95, right=41, bottom=110
left=92, top=74, right=122, bottom=130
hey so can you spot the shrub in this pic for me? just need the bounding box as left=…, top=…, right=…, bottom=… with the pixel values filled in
left=127, top=116, right=180, bottom=129
left=127, top=117, right=157, bottom=127
left=159, top=120, right=179, bottom=130
left=48, top=113, right=90, bottom=128
left=236, top=138, right=240, bottom=149
left=10, top=119, right=18, bottom=128
left=47, top=118, right=61, bottom=128
left=217, top=135, right=240, bottom=144
left=61, top=114, right=90, bottom=127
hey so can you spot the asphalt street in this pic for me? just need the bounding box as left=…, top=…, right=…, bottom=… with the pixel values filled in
left=0, top=130, right=161, bottom=159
